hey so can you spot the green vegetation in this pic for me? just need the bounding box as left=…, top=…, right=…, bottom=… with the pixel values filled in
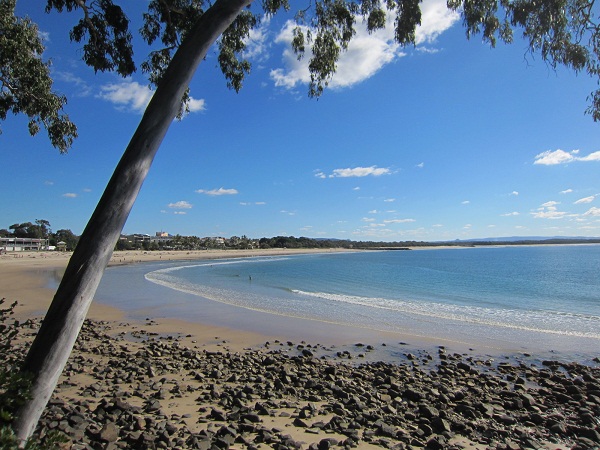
left=0, top=220, right=79, bottom=250
left=0, top=299, right=67, bottom=449
left=3, top=220, right=599, bottom=252
left=0, top=0, right=77, bottom=152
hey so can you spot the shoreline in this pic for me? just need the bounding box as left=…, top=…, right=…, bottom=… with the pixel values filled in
left=3, top=249, right=599, bottom=450
left=2, top=247, right=599, bottom=363
left=1, top=248, right=359, bottom=353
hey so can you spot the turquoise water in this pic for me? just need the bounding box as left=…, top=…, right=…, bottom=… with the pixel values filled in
left=97, top=245, right=600, bottom=359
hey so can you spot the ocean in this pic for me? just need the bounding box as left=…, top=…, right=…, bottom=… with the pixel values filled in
left=96, top=245, right=600, bottom=362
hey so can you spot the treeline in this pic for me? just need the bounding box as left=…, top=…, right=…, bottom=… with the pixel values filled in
left=257, top=236, right=435, bottom=249
left=257, top=236, right=600, bottom=249
left=0, top=220, right=79, bottom=250
left=4, top=220, right=600, bottom=252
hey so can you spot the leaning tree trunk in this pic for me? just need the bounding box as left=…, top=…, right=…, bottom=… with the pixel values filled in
left=13, top=0, right=252, bottom=441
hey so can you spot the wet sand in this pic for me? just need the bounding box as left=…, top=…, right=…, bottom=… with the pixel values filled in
left=1, top=249, right=356, bottom=352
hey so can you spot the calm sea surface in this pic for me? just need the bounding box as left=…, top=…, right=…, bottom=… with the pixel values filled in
left=96, top=245, right=600, bottom=360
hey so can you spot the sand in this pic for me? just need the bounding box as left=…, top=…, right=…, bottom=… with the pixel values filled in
left=1, top=248, right=359, bottom=352
left=2, top=250, right=598, bottom=450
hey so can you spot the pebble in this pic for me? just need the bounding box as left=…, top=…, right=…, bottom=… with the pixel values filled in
left=11, top=318, right=598, bottom=450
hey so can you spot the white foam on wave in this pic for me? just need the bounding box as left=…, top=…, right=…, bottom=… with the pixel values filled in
left=145, top=256, right=291, bottom=277
left=143, top=257, right=600, bottom=342
left=144, top=269, right=341, bottom=323
left=291, top=290, right=600, bottom=339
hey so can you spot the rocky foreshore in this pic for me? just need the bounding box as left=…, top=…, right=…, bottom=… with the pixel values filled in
left=11, top=319, right=600, bottom=450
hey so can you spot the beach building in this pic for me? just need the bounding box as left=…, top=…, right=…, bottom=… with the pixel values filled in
left=132, top=234, right=152, bottom=245
left=152, top=232, right=172, bottom=244
left=1, top=237, right=49, bottom=252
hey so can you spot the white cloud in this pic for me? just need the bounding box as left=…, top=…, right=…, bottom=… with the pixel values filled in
left=38, top=30, right=50, bottom=42
left=510, top=191, right=519, bottom=196
left=574, top=195, right=596, bottom=204
left=168, top=200, right=192, bottom=209
left=535, top=211, right=566, bottom=220
left=384, top=198, right=396, bottom=202
left=534, top=149, right=600, bottom=165
left=99, top=79, right=205, bottom=114
left=196, top=188, right=239, bottom=196
left=62, top=193, right=77, bottom=198
left=363, top=217, right=376, bottom=222
left=240, top=201, right=266, bottom=206
left=580, top=151, right=600, bottom=162
left=56, top=71, right=92, bottom=97
left=531, top=201, right=566, bottom=219
left=369, top=210, right=378, bottom=214
left=501, top=212, right=520, bottom=216
left=187, top=97, right=206, bottom=113
left=560, top=189, right=573, bottom=194
left=353, top=186, right=361, bottom=191
left=416, top=162, right=425, bottom=168
left=541, top=201, right=559, bottom=207
left=244, top=16, right=271, bottom=61
left=416, top=47, right=439, bottom=54
left=329, top=166, right=391, bottom=178
left=314, top=171, right=327, bottom=179
left=44, top=180, right=54, bottom=186
left=415, top=0, right=459, bottom=44
left=174, top=211, right=187, bottom=215
left=270, top=0, right=457, bottom=91
left=384, top=219, right=416, bottom=224
left=98, top=80, right=153, bottom=113
left=584, top=207, right=600, bottom=216
left=461, top=200, right=470, bottom=205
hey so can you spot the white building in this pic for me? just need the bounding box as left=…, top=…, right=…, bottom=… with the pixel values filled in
left=1, top=237, right=49, bottom=252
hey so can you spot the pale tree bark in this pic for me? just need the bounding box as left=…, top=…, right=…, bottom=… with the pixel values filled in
left=13, top=0, right=252, bottom=441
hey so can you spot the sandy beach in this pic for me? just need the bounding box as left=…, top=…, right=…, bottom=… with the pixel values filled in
left=2, top=249, right=599, bottom=450
left=1, top=248, right=358, bottom=350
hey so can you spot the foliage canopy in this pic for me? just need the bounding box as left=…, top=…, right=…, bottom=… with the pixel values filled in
left=0, top=0, right=77, bottom=153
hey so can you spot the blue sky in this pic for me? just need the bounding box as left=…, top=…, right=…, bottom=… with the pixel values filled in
left=2, top=0, right=600, bottom=241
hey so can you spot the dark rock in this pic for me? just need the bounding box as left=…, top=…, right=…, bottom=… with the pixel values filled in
left=403, top=388, right=423, bottom=402
left=378, top=423, right=396, bottom=438
left=293, top=418, right=309, bottom=427
left=241, top=413, right=261, bottom=423
left=494, top=413, right=517, bottom=425
left=98, top=422, right=119, bottom=443
left=426, top=435, right=447, bottom=449
left=318, top=438, right=339, bottom=450
left=431, top=417, right=451, bottom=434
